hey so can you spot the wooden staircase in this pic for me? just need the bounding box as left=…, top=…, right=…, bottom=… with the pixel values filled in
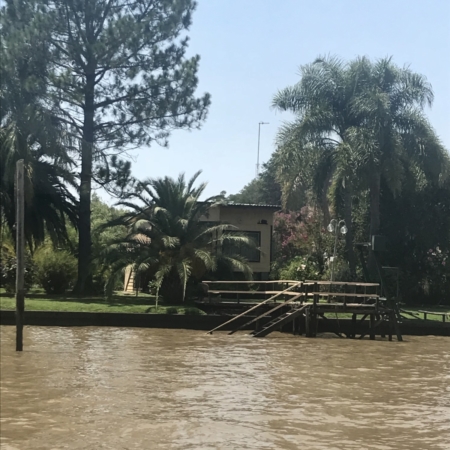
left=251, top=304, right=308, bottom=338
left=123, top=267, right=135, bottom=293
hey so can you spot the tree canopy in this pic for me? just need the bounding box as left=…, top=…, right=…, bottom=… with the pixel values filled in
left=1, top=0, right=211, bottom=293
left=101, top=172, right=255, bottom=303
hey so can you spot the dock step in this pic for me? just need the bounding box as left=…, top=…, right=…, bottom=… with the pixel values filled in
left=252, top=304, right=309, bottom=338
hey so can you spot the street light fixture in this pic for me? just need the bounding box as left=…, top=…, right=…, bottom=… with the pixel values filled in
left=256, top=122, right=269, bottom=177
left=327, top=219, right=347, bottom=281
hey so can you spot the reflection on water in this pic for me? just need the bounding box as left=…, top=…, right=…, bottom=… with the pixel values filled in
left=0, top=326, right=449, bottom=449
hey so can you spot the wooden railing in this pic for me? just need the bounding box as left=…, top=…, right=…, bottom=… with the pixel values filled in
left=206, top=281, right=303, bottom=334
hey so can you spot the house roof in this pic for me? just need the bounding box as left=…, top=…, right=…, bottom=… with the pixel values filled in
left=221, top=202, right=281, bottom=209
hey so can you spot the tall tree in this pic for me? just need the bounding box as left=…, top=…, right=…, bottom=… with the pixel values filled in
left=228, top=160, right=282, bottom=206
left=2, top=0, right=211, bottom=293
left=272, top=57, right=362, bottom=275
left=347, top=57, right=448, bottom=237
left=0, top=0, right=78, bottom=248
left=272, top=56, right=449, bottom=280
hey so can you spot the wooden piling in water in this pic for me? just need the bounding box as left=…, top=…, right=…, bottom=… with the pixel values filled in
left=15, top=160, right=25, bottom=352
left=351, top=314, right=357, bottom=339
left=370, top=314, right=375, bottom=340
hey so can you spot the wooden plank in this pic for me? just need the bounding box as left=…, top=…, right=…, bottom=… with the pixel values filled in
left=206, top=281, right=302, bottom=334
left=229, top=292, right=304, bottom=335
left=418, top=310, right=448, bottom=322
left=305, top=281, right=380, bottom=287
left=303, top=292, right=379, bottom=298
left=253, top=305, right=309, bottom=338
left=208, top=290, right=302, bottom=296
left=204, top=280, right=300, bottom=284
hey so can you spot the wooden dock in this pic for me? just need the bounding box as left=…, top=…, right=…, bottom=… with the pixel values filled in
left=205, top=280, right=402, bottom=341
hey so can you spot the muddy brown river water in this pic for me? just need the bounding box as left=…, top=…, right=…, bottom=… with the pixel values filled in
left=0, top=326, right=449, bottom=450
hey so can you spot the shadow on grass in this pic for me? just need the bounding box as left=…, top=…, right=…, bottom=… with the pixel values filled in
left=1, top=291, right=155, bottom=306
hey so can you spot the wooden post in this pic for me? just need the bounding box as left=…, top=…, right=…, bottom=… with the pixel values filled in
left=376, top=314, right=385, bottom=338
left=351, top=313, right=357, bottom=339
left=392, top=311, right=403, bottom=342
left=305, top=308, right=311, bottom=337
left=388, top=315, right=393, bottom=341
left=15, top=160, right=25, bottom=352
left=298, top=313, right=303, bottom=336
left=370, top=314, right=375, bottom=340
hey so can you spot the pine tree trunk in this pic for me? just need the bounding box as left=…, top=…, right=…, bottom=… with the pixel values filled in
left=344, top=186, right=356, bottom=277
left=368, top=170, right=381, bottom=280
left=73, top=73, right=95, bottom=294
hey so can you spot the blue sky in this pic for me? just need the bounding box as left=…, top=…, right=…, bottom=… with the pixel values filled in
left=128, top=0, right=450, bottom=199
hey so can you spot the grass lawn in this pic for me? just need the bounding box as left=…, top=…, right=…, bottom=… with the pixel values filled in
left=0, top=289, right=205, bottom=315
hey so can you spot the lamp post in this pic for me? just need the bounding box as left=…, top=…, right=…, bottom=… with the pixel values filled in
left=256, top=122, right=269, bottom=177
left=327, top=219, right=348, bottom=281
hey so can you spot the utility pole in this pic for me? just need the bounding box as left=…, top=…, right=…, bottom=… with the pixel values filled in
left=15, top=159, right=25, bottom=351
left=256, top=122, right=269, bottom=177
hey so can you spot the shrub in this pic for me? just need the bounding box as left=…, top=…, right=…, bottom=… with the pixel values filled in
left=34, top=248, right=77, bottom=294
left=165, top=306, right=178, bottom=314
left=278, top=255, right=321, bottom=281
left=0, top=244, right=35, bottom=294
left=184, top=307, right=202, bottom=315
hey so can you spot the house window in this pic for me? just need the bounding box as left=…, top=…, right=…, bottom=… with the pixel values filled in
left=223, top=231, right=261, bottom=262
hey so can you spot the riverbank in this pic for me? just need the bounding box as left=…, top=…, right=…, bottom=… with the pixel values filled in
left=1, top=309, right=449, bottom=336
left=0, top=293, right=205, bottom=315
left=1, top=293, right=448, bottom=321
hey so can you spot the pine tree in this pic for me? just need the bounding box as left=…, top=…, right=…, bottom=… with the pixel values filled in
left=2, top=0, right=211, bottom=293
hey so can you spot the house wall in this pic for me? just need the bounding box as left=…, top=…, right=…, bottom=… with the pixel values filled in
left=214, top=205, right=276, bottom=274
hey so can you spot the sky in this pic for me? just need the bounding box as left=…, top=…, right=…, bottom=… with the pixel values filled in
left=126, top=0, right=450, bottom=200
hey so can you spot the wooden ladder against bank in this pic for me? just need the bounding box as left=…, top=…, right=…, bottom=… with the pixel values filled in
left=206, top=281, right=304, bottom=335
left=206, top=280, right=403, bottom=341
left=251, top=303, right=309, bottom=337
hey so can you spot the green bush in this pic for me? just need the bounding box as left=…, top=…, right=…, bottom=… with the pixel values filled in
left=278, top=255, right=321, bottom=281
left=0, top=244, right=35, bottom=294
left=34, top=248, right=77, bottom=294
left=165, top=306, right=178, bottom=314
left=184, top=307, right=202, bottom=315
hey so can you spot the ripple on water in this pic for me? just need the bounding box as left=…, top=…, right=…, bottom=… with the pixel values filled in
left=0, top=326, right=449, bottom=450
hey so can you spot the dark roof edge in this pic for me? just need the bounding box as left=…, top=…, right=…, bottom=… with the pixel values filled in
left=220, top=202, right=281, bottom=209
left=199, top=201, right=281, bottom=209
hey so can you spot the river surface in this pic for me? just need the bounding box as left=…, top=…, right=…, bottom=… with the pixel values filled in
left=0, top=326, right=449, bottom=450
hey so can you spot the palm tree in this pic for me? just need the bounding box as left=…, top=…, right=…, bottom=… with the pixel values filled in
left=347, top=57, right=449, bottom=237
left=0, top=109, right=78, bottom=251
left=102, top=172, right=256, bottom=303
left=272, top=56, right=362, bottom=275
left=0, top=11, right=78, bottom=249
left=272, top=56, right=449, bottom=279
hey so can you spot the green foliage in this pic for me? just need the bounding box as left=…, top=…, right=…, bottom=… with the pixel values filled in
left=183, top=307, right=202, bottom=315
left=0, top=0, right=78, bottom=249
left=228, top=161, right=282, bottom=205
left=101, top=171, right=255, bottom=303
left=34, top=247, right=77, bottom=294
left=276, top=256, right=320, bottom=281
left=165, top=307, right=178, bottom=315
left=2, top=0, right=211, bottom=293
left=0, top=243, right=35, bottom=294
left=271, top=55, right=450, bottom=296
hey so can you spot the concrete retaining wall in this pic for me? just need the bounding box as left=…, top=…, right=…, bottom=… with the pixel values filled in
left=1, top=310, right=449, bottom=336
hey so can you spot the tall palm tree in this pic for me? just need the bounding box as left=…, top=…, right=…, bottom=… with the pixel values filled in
left=102, top=172, right=256, bottom=303
left=272, top=56, right=449, bottom=279
left=347, top=57, right=449, bottom=238
left=272, top=56, right=361, bottom=275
